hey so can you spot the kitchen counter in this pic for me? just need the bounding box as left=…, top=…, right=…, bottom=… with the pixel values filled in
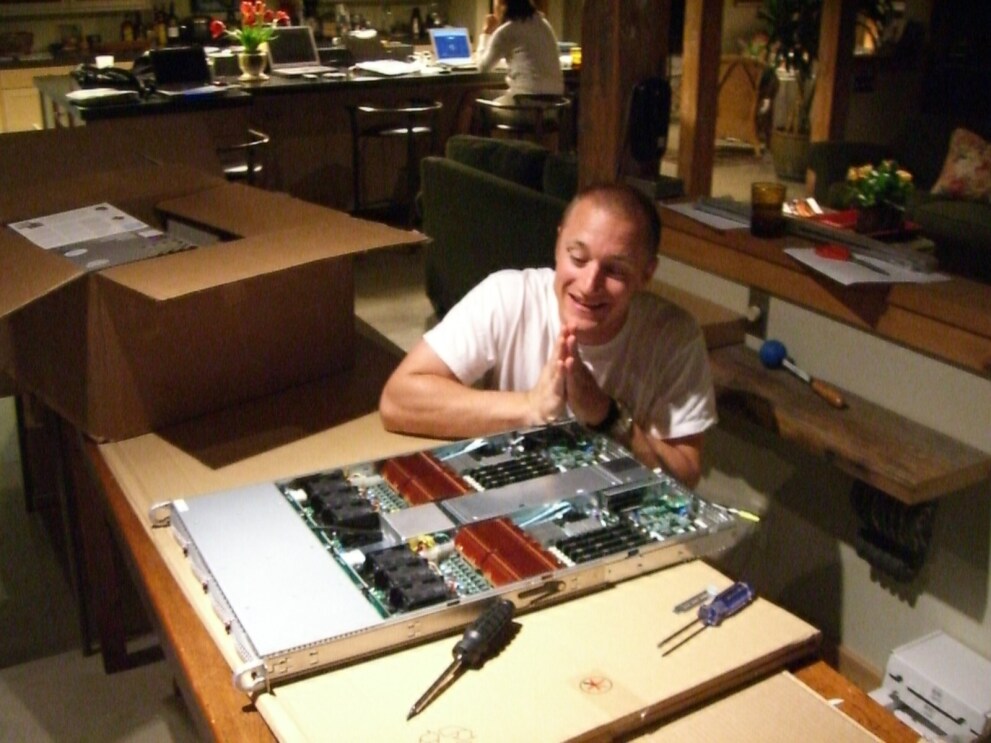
left=35, top=67, right=579, bottom=210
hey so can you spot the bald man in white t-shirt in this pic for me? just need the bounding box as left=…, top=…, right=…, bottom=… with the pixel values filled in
left=379, top=183, right=716, bottom=487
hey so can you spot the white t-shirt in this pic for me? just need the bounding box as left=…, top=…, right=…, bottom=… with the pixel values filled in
left=423, top=268, right=717, bottom=440
left=476, top=15, right=564, bottom=99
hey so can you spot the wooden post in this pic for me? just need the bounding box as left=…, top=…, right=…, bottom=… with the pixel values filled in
left=577, top=0, right=669, bottom=187
left=676, top=0, right=722, bottom=198
left=809, top=0, right=858, bottom=190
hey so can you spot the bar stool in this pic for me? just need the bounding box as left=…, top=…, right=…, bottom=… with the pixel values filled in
left=348, top=98, right=443, bottom=225
left=475, top=94, right=573, bottom=151
left=216, top=128, right=271, bottom=187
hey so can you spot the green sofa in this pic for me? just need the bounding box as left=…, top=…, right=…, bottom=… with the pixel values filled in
left=808, top=114, right=991, bottom=282
left=420, top=135, right=579, bottom=318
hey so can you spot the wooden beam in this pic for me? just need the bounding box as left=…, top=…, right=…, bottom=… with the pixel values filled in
left=676, top=0, right=722, bottom=198
left=577, top=0, right=669, bottom=186
left=810, top=0, right=859, bottom=143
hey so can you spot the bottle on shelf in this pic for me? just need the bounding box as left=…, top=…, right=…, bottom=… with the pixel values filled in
left=410, top=7, right=422, bottom=41
left=155, top=5, right=168, bottom=48
left=120, top=14, right=135, bottom=43
left=381, top=5, right=394, bottom=40
left=167, top=2, right=181, bottom=45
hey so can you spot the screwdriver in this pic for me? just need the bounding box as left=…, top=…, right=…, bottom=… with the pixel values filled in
left=407, top=598, right=515, bottom=720
left=657, top=581, right=755, bottom=657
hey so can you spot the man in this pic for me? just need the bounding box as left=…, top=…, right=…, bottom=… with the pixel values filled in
left=379, top=183, right=715, bottom=487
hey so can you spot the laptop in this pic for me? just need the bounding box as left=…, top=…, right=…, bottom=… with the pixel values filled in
left=428, top=27, right=476, bottom=68
left=149, top=46, right=222, bottom=96
left=268, top=26, right=335, bottom=76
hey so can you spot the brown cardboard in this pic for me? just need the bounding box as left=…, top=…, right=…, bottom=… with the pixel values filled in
left=0, top=138, right=423, bottom=440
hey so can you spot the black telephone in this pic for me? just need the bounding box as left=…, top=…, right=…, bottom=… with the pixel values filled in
left=627, top=76, right=672, bottom=164
left=72, top=64, right=149, bottom=96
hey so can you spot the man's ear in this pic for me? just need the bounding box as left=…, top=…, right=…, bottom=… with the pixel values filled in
left=643, top=254, right=659, bottom=282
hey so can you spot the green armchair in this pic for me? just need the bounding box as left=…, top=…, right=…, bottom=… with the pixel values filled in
left=420, top=135, right=578, bottom=318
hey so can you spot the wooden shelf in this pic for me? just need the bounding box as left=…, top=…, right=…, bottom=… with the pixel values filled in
left=709, top=344, right=991, bottom=504
left=657, top=206, right=991, bottom=378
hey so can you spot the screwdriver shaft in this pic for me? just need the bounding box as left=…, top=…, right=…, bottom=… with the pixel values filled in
left=407, top=599, right=515, bottom=720
left=660, top=624, right=707, bottom=657
left=407, top=658, right=460, bottom=720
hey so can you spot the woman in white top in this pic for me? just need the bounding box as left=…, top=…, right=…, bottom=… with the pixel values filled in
left=476, top=0, right=564, bottom=105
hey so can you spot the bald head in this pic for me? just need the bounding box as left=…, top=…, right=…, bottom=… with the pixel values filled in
left=561, top=182, right=661, bottom=262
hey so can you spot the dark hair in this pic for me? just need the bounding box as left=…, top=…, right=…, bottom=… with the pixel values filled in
left=563, top=182, right=662, bottom=259
left=503, top=0, right=537, bottom=22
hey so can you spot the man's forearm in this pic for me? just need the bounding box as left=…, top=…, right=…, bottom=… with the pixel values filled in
left=380, top=374, right=538, bottom=439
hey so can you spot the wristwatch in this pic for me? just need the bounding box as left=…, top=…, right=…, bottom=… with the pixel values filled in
left=591, top=397, right=634, bottom=443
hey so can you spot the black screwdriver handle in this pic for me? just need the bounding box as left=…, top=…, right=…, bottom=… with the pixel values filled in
left=454, top=599, right=515, bottom=669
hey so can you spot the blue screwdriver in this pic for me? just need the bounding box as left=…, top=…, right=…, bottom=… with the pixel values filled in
left=658, top=581, right=755, bottom=657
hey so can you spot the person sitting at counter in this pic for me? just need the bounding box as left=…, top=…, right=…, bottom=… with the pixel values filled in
left=475, top=0, right=564, bottom=105
left=378, top=183, right=716, bottom=488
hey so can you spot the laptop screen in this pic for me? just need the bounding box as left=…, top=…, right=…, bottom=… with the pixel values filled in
left=268, top=26, right=320, bottom=67
left=429, top=27, right=472, bottom=62
left=150, top=47, right=211, bottom=86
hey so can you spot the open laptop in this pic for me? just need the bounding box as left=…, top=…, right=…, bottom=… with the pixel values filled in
left=268, top=26, right=335, bottom=76
left=428, top=27, right=476, bottom=69
left=150, top=46, right=222, bottom=97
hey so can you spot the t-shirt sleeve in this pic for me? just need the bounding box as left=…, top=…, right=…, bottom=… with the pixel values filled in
left=648, top=326, right=717, bottom=439
left=422, top=271, right=519, bottom=385
left=633, top=306, right=717, bottom=440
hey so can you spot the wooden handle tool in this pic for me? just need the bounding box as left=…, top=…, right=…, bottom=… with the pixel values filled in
left=759, top=340, right=847, bottom=409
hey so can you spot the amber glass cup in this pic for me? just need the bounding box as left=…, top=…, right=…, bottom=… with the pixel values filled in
left=750, top=181, right=787, bottom=238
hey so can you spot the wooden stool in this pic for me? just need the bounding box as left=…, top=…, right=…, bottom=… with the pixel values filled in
left=216, top=128, right=271, bottom=187
left=348, top=99, right=443, bottom=225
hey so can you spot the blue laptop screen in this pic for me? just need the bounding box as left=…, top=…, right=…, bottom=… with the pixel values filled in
left=432, top=30, right=471, bottom=60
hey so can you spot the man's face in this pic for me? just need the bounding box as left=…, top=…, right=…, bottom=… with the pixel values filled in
left=553, top=198, right=657, bottom=346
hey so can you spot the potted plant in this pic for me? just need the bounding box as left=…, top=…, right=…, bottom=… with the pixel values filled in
left=759, top=0, right=822, bottom=180
left=841, top=159, right=914, bottom=233
left=211, top=1, right=290, bottom=81
left=759, top=0, right=893, bottom=180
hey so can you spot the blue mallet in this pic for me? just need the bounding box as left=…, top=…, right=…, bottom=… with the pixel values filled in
left=759, top=340, right=846, bottom=409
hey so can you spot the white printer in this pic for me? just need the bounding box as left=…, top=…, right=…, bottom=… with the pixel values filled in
left=870, top=631, right=991, bottom=742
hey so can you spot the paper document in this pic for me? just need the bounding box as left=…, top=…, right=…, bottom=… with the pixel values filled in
left=353, top=60, right=421, bottom=76
left=785, top=247, right=949, bottom=286
left=10, top=203, right=149, bottom=250
left=665, top=201, right=748, bottom=231
left=9, top=203, right=194, bottom=271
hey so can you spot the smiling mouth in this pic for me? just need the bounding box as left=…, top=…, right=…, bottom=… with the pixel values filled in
left=569, top=293, right=608, bottom=314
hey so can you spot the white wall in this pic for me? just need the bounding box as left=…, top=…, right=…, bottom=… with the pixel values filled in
left=0, top=397, right=19, bottom=484
left=657, top=256, right=991, bottom=678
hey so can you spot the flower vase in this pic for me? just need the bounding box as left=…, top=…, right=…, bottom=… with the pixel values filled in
left=238, top=52, right=269, bottom=82
left=855, top=203, right=904, bottom=235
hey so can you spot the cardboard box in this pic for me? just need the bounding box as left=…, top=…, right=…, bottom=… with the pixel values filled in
left=0, top=134, right=423, bottom=441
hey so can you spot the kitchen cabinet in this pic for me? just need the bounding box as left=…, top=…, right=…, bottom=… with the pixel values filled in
left=0, top=65, right=74, bottom=132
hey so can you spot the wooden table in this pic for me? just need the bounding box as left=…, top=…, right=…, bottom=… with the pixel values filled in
left=50, top=324, right=918, bottom=741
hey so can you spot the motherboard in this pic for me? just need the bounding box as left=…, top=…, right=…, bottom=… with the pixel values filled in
left=162, top=421, right=749, bottom=693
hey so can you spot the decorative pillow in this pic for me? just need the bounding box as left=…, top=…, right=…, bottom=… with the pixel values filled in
left=930, top=128, right=991, bottom=202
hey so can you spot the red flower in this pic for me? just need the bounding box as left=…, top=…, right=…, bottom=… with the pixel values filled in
left=209, top=19, right=226, bottom=38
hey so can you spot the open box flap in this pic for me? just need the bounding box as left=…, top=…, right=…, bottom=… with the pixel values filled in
left=0, top=232, right=84, bottom=319
left=102, top=220, right=425, bottom=302
left=0, top=165, right=226, bottom=227
left=157, top=182, right=352, bottom=238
